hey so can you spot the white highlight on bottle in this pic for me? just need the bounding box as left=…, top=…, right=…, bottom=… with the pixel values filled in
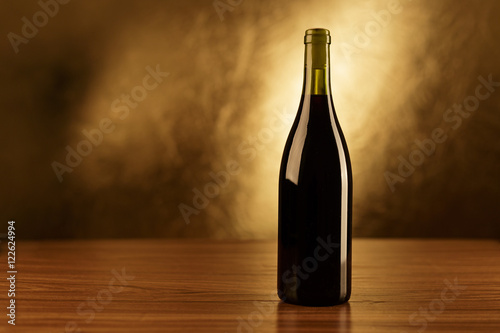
left=285, top=100, right=310, bottom=185
left=327, top=96, right=349, bottom=302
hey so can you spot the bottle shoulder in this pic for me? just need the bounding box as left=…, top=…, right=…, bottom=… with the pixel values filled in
left=280, top=97, right=351, bottom=185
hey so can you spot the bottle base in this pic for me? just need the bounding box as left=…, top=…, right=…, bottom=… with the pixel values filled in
left=278, top=290, right=350, bottom=307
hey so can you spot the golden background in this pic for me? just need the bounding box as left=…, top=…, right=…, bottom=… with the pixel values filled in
left=1, top=0, right=499, bottom=239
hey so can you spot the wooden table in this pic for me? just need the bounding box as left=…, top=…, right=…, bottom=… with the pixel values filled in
left=1, top=239, right=499, bottom=332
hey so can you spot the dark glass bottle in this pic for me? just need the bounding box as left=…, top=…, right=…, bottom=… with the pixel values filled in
left=277, top=28, right=352, bottom=306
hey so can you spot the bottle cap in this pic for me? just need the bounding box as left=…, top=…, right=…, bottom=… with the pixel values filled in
left=304, top=28, right=331, bottom=44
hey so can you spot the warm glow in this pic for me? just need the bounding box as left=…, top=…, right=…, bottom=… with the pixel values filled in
left=4, top=0, right=499, bottom=239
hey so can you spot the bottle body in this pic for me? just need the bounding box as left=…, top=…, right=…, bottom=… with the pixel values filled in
left=277, top=29, right=352, bottom=306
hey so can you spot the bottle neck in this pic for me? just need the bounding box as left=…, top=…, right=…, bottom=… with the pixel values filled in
left=302, top=43, right=331, bottom=96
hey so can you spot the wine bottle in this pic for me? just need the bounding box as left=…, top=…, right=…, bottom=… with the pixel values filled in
left=277, top=28, right=352, bottom=306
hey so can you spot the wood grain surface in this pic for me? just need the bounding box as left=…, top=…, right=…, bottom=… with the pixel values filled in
left=0, top=239, right=499, bottom=332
